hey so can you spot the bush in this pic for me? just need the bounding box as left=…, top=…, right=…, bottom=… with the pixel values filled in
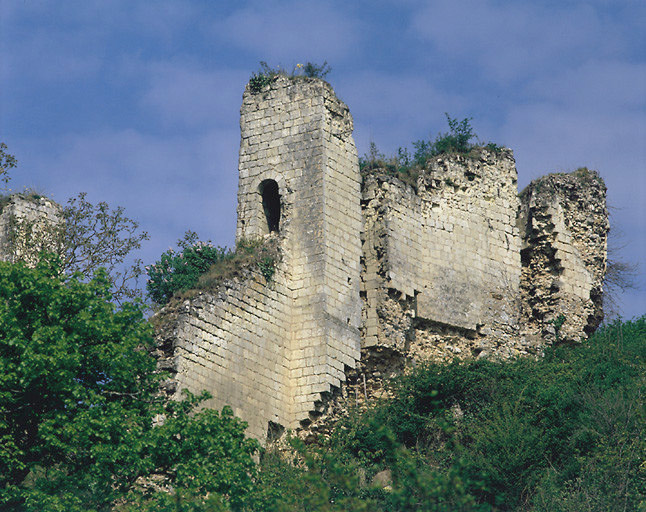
left=360, top=115, right=506, bottom=190
left=146, top=231, right=232, bottom=304
left=308, top=317, right=646, bottom=511
left=147, top=234, right=279, bottom=305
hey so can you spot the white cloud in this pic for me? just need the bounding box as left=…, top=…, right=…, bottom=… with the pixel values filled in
left=213, top=0, right=362, bottom=63
left=410, top=0, right=621, bottom=84
left=141, top=63, right=249, bottom=129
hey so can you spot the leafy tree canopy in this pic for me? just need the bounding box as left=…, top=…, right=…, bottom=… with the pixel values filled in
left=0, top=257, right=259, bottom=511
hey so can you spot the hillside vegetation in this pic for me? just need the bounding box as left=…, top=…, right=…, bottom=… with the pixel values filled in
left=252, top=317, right=645, bottom=512
left=2, top=257, right=642, bottom=511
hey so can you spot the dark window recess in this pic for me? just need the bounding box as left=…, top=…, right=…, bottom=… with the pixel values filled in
left=260, top=179, right=280, bottom=232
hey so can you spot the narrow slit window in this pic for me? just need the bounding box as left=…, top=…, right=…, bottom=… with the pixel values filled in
left=260, top=179, right=280, bottom=233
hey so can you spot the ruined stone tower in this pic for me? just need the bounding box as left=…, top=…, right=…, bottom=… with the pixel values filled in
left=163, top=77, right=363, bottom=441
left=155, top=76, right=609, bottom=443
left=0, top=194, right=61, bottom=266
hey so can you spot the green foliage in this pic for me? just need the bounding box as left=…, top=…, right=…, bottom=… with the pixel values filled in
left=0, top=258, right=260, bottom=511
left=147, top=231, right=232, bottom=304
left=148, top=234, right=280, bottom=305
left=300, top=61, right=332, bottom=78
left=248, top=62, right=279, bottom=92
left=424, top=114, right=476, bottom=157
left=360, top=115, right=506, bottom=191
left=248, top=61, right=332, bottom=92
left=311, top=317, right=646, bottom=511
left=6, top=191, right=149, bottom=303
left=484, top=142, right=504, bottom=153
left=0, top=142, right=18, bottom=185
left=549, top=313, right=567, bottom=342
left=123, top=395, right=259, bottom=512
left=258, top=256, right=275, bottom=282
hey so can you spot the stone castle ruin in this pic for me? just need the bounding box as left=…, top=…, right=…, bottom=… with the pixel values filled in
left=0, top=77, right=607, bottom=443
left=154, top=76, right=609, bottom=442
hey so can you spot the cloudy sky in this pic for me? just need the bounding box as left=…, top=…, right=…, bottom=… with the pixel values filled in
left=1, top=0, right=644, bottom=318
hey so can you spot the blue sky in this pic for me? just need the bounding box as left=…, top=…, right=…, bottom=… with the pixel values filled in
left=1, top=0, right=644, bottom=318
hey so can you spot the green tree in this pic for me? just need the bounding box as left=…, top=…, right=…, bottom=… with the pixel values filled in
left=0, top=258, right=259, bottom=511
left=146, top=231, right=231, bottom=305
left=8, top=192, right=149, bottom=303
left=0, top=142, right=18, bottom=186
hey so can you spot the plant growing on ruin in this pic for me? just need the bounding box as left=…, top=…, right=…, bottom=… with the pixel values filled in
left=360, top=115, right=506, bottom=189
left=258, top=255, right=276, bottom=282
left=300, top=61, right=332, bottom=78
left=548, top=313, right=567, bottom=342
left=146, top=231, right=232, bottom=305
left=249, top=61, right=333, bottom=92
left=249, top=61, right=280, bottom=92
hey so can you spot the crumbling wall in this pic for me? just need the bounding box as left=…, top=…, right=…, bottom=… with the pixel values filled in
left=361, top=149, right=525, bottom=362
left=0, top=194, right=61, bottom=265
left=158, top=77, right=610, bottom=444
left=518, top=169, right=608, bottom=343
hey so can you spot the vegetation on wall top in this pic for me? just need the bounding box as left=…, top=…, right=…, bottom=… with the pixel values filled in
left=146, top=232, right=278, bottom=306
left=249, top=61, right=332, bottom=93
left=360, top=114, right=506, bottom=190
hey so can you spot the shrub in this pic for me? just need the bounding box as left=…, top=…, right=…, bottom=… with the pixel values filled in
left=301, top=61, right=331, bottom=78
left=146, top=231, right=231, bottom=304
left=410, top=113, right=476, bottom=164
left=311, top=317, right=646, bottom=511
left=360, top=115, right=506, bottom=191
left=249, top=61, right=280, bottom=92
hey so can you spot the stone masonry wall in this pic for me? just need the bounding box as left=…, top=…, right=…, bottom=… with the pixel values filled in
left=156, top=78, right=609, bottom=443
left=361, top=149, right=524, bottom=362
left=518, top=169, right=608, bottom=343
left=0, top=194, right=61, bottom=265
left=154, top=259, right=293, bottom=442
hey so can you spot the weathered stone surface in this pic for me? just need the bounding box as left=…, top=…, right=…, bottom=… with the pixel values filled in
left=361, top=149, right=523, bottom=363
left=518, top=169, right=608, bottom=343
left=0, top=194, right=61, bottom=266
left=154, top=78, right=609, bottom=443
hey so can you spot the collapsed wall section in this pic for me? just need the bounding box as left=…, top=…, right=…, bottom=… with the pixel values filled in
left=361, top=149, right=525, bottom=360
left=518, top=169, right=608, bottom=343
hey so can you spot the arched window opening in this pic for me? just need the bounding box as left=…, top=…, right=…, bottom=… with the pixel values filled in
left=260, top=179, right=280, bottom=233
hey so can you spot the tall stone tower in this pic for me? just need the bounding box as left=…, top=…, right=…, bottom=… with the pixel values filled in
left=236, top=75, right=363, bottom=427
